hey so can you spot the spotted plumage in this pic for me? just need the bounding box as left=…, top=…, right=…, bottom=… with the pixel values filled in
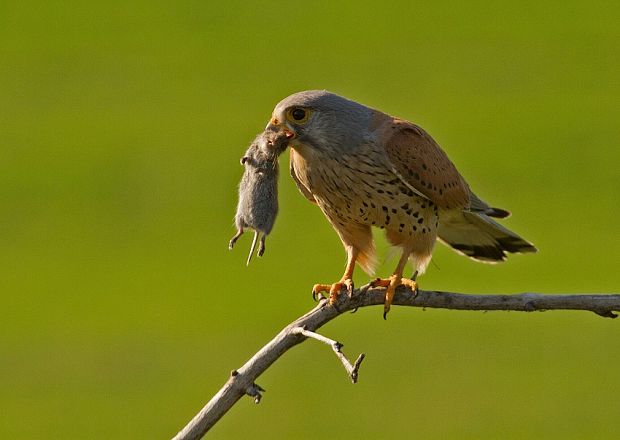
left=263, top=90, right=536, bottom=316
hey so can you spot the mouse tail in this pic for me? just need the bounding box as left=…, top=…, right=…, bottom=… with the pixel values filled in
left=246, top=231, right=260, bottom=266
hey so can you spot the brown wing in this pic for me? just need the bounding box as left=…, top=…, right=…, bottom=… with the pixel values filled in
left=289, top=148, right=317, bottom=204
left=382, top=118, right=470, bottom=210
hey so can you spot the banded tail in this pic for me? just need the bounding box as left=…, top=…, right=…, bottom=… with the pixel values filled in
left=438, top=210, right=537, bottom=263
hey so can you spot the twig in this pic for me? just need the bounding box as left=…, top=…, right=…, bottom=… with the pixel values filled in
left=171, top=287, right=620, bottom=440
left=292, top=326, right=365, bottom=383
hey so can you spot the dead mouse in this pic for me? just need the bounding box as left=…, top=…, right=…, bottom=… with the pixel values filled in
left=229, top=132, right=282, bottom=265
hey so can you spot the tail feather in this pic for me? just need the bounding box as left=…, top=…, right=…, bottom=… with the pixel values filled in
left=469, top=192, right=511, bottom=218
left=438, top=211, right=537, bottom=263
left=485, top=207, right=511, bottom=219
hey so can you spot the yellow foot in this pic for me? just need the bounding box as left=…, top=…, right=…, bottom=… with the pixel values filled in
left=312, top=279, right=354, bottom=304
left=370, top=275, right=418, bottom=319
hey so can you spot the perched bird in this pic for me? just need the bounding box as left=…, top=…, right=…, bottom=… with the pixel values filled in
left=262, top=90, right=536, bottom=318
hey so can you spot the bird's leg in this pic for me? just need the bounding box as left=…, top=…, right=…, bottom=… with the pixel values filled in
left=370, top=251, right=418, bottom=319
left=312, top=247, right=357, bottom=303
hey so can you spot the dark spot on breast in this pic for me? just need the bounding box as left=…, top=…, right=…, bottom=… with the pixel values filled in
left=370, top=202, right=376, bottom=208
left=417, top=218, right=424, bottom=224
left=401, top=203, right=409, bottom=210
left=413, top=172, right=420, bottom=180
left=412, top=211, right=419, bottom=218
left=399, top=223, right=405, bottom=228
left=385, top=215, right=391, bottom=224
left=362, top=202, right=368, bottom=207
left=377, top=189, right=384, bottom=194
left=382, top=206, right=388, bottom=212
left=422, top=163, right=427, bottom=170
left=413, top=225, right=417, bottom=231
left=391, top=208, right=397, bottom=214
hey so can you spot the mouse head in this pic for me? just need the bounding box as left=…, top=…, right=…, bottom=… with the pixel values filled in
left=240, top=132, right=279, bottom=168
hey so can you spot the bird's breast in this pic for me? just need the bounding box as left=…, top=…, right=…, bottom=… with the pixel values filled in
left=291, top=144, right=439, bottom=238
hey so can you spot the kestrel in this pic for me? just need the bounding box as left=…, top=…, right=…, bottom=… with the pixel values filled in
left=262, top=90, right=536, bottom=317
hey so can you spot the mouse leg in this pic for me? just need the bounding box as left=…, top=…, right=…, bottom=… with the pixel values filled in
left=257, top=234, right=266, bottom=257
left=229, top=228, right=244, bottom=249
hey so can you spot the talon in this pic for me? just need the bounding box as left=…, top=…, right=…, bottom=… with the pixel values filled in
left=343, top=279, right=354, bottom=297
left=400, top=278, right=419, bottom=296
left=312, top=284, right=331, bottom=302
left=312, top=280, right=353, bottom=305
left=328, top=282, right=344, bottom=304
left=371, top=275, right=418, bottom=318
left=370, top=277, right=391, bottom=288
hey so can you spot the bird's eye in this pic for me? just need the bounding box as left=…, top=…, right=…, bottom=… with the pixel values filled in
left=287, top=107, right=310, bottom=124
left=291, top=108, right=305, bottom=120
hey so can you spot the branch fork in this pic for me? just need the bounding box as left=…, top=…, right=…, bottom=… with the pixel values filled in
left=172, top=288, right=620, bottom=440
left=292, top=326, right=365, bottom=383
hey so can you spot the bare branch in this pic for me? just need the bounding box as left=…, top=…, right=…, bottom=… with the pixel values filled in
left=292, top=326, right=365, bottom=383
left=172, top=287, right=620, bottom=440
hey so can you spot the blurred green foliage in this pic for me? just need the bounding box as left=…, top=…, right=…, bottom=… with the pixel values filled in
left=1, top=1, right=619, bottom=438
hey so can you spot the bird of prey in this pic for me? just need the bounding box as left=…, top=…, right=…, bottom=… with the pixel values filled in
left=262, top=90, right=536, bottom=317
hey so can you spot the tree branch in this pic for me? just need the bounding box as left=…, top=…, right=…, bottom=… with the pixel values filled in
left=291, top=326, right=365, bottom=383
left=172, top=286, right=620, bottom=440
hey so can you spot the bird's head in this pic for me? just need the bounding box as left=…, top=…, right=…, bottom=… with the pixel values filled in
left=264, top=90, right=373, bottom=155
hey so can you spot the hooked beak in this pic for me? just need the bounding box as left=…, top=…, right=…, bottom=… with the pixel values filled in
left=266, top=118, right=295, bottom=139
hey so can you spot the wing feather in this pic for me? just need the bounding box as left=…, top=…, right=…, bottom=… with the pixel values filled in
left=382, top=118, right=470, bottom=210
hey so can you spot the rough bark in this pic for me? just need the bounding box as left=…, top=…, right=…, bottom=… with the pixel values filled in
left=172, top=287, right=620, bottom=440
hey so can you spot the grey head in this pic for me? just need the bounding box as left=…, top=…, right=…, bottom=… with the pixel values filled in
left=267, top=90, right=375, bottom=154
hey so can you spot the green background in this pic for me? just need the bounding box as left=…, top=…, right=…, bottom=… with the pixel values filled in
left=2, top=1, right=619, bottom=438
